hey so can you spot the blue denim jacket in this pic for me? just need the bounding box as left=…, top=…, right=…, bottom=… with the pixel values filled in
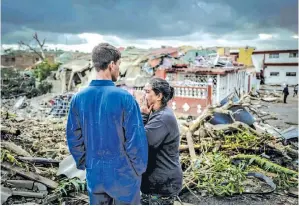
left=66, top=80, right=148, bottom=203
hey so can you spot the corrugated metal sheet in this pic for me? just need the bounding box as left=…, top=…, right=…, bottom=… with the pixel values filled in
left=148, top=47, right=178, bottom=58
left=182, top=49, right=217, bottom=63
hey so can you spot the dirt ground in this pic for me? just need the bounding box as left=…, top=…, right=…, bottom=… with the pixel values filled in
left=179, top=191, right=298, bottom=205
left=263, top=95, right=298, bottom=131
left=179, top=85, right=299, bottom=205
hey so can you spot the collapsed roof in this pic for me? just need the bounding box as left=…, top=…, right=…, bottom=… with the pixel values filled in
left=54, top=47, right=246, bottom=90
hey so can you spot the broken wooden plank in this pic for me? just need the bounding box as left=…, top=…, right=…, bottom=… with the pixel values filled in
left=6, top=180, right=34, bottom=190
left=12, top=191, right=45, bottom=198
left=1, top=141, right=32, bottom=157
left=1, top=162, right=58, bottom=189
left=189, top=109, right=211, bottom=134
left=16, top=157, right=60, bottom=165
left=186, top=131, right=196, bottom=160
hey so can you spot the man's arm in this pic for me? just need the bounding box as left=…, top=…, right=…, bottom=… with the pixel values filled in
left=66, top=95, right=85, bottom=170
left=123, top=95, right=148, bottom=176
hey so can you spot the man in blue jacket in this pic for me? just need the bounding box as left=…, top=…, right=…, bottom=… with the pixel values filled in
left=66, top=43, right=148, bottom=204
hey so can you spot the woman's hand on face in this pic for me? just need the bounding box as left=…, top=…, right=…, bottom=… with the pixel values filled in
left=141, top=100, right=154, bottom=114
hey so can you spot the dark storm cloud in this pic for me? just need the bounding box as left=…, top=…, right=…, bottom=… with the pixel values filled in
left=1, top=0, right=298, bottom=44
left=1, top=23, right=87, bottom=44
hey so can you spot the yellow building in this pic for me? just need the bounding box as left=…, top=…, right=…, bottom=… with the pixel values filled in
left=216, top=47, right=230, bottom=56
left=237, top=47, right=255, bottom=66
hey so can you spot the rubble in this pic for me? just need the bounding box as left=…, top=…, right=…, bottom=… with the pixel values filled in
left=1, top=67, right=53, bottom=99
left=178, top=93, right=298, bottom=198
left=1, top=92, right=73, bottom=119
left=0, top=109, right=87, bottom=205
left=0, top=80, right=297, bottom=204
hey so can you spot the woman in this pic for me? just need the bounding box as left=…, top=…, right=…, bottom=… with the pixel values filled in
left=140, top=77, right=182, bottom=205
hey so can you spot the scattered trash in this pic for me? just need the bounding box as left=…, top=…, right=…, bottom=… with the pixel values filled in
left=281, top=127, right=298, bottom=141
left=262, top=97, right=278, bottom=102
left=1, top=185, right=12, bottom=204
left=14, top=96, right=27, bottom=109
left=57, top=155, right=86, bottom=181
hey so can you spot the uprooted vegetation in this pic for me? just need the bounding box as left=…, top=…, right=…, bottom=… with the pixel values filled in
left=1, top=67, right=54, bottom=99
left=179, top=94, right=298, bottom=198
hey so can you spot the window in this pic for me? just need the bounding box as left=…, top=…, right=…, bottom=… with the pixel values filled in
left=289, top=52, right=298, bottom=58
left=286, top=72, right=296, bottom=76
left=11, top=57, right=15, bottom=62
left=270, top=72, right=279, bottom=76
left=269, top=53, right=279, bottom=58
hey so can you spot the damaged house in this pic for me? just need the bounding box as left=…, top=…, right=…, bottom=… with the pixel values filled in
left=55, top=53, right=92, bottom=93
left=53, top=46, right=257, bottom=118
left=1, top=51, right=55, bottom=70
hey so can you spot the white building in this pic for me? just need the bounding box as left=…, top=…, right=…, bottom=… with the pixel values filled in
left=252, top=49, right=298, bottom=85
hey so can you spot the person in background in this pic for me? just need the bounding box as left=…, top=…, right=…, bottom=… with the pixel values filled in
left=140, top=77, right=182, bottom=205
left=66, top=43, right=148, bottom=205
left=293, top=84, right=298, bottom=97
left=283, top=84, right=289, bottom=103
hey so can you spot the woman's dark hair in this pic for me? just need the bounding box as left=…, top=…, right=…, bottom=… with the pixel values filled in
left=149, top=77, right=174, bottom=107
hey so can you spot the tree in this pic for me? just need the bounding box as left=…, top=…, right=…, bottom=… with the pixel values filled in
left=18, top=32, right=46, bottom=61
left=32, top=60, right=61, bottom=82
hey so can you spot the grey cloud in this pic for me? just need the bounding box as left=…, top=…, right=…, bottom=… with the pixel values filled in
left=1, top=24, right=87, bottom=45
left=1, top=0, right=298, bottom=45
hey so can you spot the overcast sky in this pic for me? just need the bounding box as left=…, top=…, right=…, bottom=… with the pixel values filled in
left=1, top=0, right=298, bottom=52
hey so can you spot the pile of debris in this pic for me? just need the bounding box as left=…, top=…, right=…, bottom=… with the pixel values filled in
left=178, top=93, right=298, bottom=199
left=1, top=93, right=74, bottom=119
left=1, top=67, right=53, bottom=99
left=0, top=110, right=88, bottom=205
left=1, top=92, right=297, bottom=204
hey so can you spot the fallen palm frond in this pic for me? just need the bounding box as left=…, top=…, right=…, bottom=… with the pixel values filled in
left=183, top=153, right=247, bottom=196
left=231, top=154, right=298, bottom=176
left=54, top=178, right=86, bottom=196
left=231, top=154, right=298, bottom=188
left=180, top=107, right=297, bottom=197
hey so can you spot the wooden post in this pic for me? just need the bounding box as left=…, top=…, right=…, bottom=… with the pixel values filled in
left=248, top=73, right=251, bottom=93
left=207, top=78, right=213, bottom=105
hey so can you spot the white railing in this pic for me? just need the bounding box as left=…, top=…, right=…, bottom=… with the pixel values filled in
left=173, top=86, right=208, bottom=99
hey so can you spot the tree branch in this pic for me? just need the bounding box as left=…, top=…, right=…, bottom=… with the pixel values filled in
left=32, top=32, right=46, bottom=59
left=18, top=41, right=44, bottom=60
left=18, top=32, right=46, bottom=61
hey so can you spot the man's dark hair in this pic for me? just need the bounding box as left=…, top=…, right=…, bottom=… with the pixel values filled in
left=149, top=77, right=174, bottom=107
left=92, top=43, right=121, bottom=72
